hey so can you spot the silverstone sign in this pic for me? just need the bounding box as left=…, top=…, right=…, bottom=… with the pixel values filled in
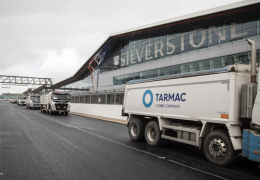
left=119, top=23, right=247, bottom=66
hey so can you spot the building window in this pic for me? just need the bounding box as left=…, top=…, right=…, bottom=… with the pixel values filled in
left=113, top=50, right=260, bottom=85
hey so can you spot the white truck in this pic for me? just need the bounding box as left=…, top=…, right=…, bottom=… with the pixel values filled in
left=17, top=96, right=27, bottom=106
left=26, top=94, right=41, bottom=109
left=40, top=91, right=71, bottom=115
left=9, top=97, right=15, bottom=103
left=122, top=39, right=260, bottom=166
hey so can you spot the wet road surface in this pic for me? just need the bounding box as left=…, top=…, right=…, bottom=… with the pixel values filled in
left=0, top=100, right=259, bottom=180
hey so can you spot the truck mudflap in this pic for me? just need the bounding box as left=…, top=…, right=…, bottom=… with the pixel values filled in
left=242, top=129, right=260, bottom=162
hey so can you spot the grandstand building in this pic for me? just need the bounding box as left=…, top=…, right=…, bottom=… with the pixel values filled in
left=52, top=0, right=260, bottom=119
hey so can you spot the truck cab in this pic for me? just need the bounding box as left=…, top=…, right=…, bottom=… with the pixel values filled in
left=17, top=96, right=26, bottom=105
left=26, top=95, right=40, bottom=109
left=40, top=92, right=71, bottom=115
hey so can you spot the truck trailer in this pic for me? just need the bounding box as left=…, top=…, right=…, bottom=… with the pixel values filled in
left=40, top=91, right=71, bottom=115
left=122, top=39, right=260, bottom=166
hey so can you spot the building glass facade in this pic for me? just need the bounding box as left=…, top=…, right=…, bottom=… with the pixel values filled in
left=118, top=20, right=259, bottom=68
left=60, top=71, right=98, bottom=90
left=114, top=50, right=260, bottom=85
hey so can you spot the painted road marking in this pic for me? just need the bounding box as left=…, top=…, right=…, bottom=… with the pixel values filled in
left=37, top=114, right=165, bottom=159
left=36, top=113, right=228, bottom=179
left=76, top=126, right=166, bottom=159
left=168, top=160, right=228, bottom=180
left=0, top=173, right=3, bottom=175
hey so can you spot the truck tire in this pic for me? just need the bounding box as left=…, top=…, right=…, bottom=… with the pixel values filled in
left=145, top=120, right=164, bottom=147
left=64, top=112, right=68, bottom=116
left=203, top=130, right=238, bottom=166
left=128, top=118, right=145, bottom=141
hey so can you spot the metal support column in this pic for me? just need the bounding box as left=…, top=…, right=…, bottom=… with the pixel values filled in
left=114, top=92, right=116, bottom=104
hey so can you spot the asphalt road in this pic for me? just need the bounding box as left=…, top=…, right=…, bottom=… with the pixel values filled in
left=0, top=100, right=259, bottom=180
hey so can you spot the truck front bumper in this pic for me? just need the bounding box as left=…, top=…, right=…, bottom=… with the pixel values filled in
left=51, top=110, right=70, bottom=113
left=32, top=104, right=40, bottom=108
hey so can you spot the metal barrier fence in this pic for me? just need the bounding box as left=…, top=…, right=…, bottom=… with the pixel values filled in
left=70, top=89, right=125, bottom=105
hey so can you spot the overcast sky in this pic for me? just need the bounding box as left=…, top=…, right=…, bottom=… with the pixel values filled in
left=0, top=0, right=243, bottom=94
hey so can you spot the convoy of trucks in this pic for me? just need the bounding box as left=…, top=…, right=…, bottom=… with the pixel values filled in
left=40, top=91, right=71, bottom=115
left=5, top=38, right=260, bottom=167
left=8, top=91, right=71, bottom=115
left=122, top=39, right=260, bottom=166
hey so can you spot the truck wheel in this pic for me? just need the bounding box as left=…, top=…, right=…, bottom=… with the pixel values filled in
left=145, top=120, right=164, bottom=146
left=128, top=118, right=145, bottom=141
left=64, top=112, right=68, bottom=116
left=203, top=130, right=238, bottom=166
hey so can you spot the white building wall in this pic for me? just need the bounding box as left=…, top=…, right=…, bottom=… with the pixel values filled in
left=70, top=103, right=127, bottom=121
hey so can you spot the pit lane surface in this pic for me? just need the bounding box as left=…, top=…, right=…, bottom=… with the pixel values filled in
left=0, top=100, right=259, bottom=180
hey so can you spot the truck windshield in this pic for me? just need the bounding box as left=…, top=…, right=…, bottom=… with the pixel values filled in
left=31, top=96, right=40, bottom=100
left=52, top=94, right=70, bottom=101
left=20, top=97, right=27, bottom=100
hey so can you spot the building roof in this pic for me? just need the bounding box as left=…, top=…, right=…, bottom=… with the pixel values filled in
left=53, top=0, right=260, bottom=89
left=111, top=0, right=259, bottom=37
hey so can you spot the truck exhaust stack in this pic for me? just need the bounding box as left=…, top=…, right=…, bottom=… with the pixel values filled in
left=247, top=39, right=257, bottom=84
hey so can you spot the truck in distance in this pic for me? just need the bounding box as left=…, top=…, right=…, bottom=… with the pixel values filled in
left=9, top=97, right=14, bottom=103
left=17, top=96, right=27, bottom=106
left=40, top=91, right=71, bottom=115
left=26, top=94, right=40, bottom=109
left=122, top=39, right=260, bottom=166
left=10, top=97, right=17, bottom=104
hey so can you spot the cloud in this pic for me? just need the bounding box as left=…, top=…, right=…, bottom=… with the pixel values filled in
left=37, top=47, right=81, bottom=83
left=0, top=0, right=242, bottom=94
left=0, top=47, right=81, bottom=94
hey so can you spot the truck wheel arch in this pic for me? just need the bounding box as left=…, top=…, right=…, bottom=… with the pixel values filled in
left=200, top=122, right=242, bottom=150
left=127, top=114, right=151, bottom=127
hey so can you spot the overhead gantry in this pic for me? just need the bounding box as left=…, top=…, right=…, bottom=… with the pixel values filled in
left=0, top=75, right=53, bottom=88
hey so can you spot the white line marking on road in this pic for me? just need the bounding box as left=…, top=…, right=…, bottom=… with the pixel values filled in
left=36, top=114, right=230, bottom=180
left=168, top=160, right=228, bottom=180
left=0, top=173, right=3, bottom=175
left=76, top=126, right=166, bottom=159
left=37, top=114, right=165, bottom=159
